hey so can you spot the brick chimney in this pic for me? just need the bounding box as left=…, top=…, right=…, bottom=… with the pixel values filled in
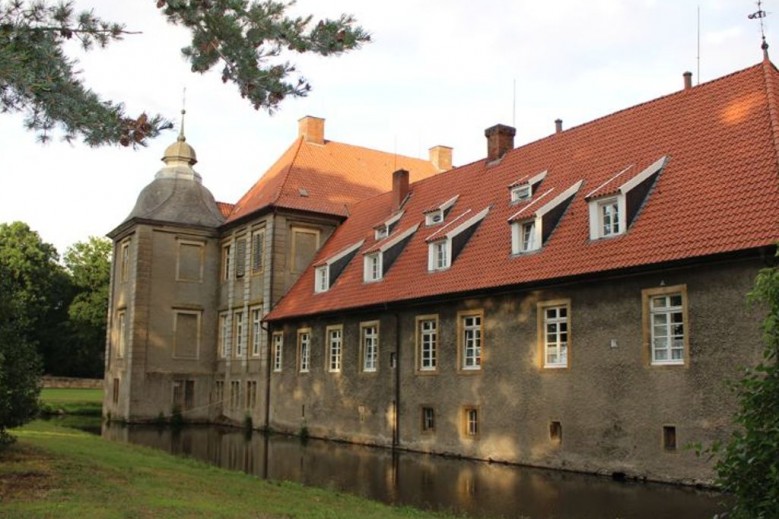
left=298, top=115, right=325, bottom=144
left=683, top=71, right=692, bottom=90
left=484, top=124, right=516, bottom=162
left=428, top=145, right=453, bottom=172
left=392, top=169, right=410, bottom=210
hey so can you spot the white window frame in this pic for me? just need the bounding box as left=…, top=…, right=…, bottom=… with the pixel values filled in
left=272, top=332, right=283, bottom=372
left=458, top=311, right=483, bottom=371
left=250, top=306, right=262, bottom=357
left=374, top=211, right=404, bottom=240
left=416, top=316, right=438, bottom=372
left=643, top=285, right=688, bottom=366
left=364, top=252, right=383, bottom=282
left=511, top=218, right=540, bottom=254
left=540, top=301, right=570, bottom=369
left=233, top=310, right=244, bottom=358
left=218, top=311, right=229, bottom=358
left=327, top=325, right=343, bottom=373
left=221, top=242, right=233, bottom=281
left=315, top=266, right=329, bottom=293
left=428, top=239, right=450, bottom=271
left=510, top=184, right=531, bottom=202
left=424, top=195, right=459, bottom=226
left=598, top=197, right=622, bottom=237
left=361, top=322, right=379, bottom=373
left=464, top=407, right=479, bottom=437
left=298, top=328, right=311, bottom=373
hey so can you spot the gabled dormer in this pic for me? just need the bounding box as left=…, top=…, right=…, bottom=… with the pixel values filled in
left=424, top=195, right=459, bottom=226
left=509, top=181, right=583, bottom=254
left=363, top=224, right=419, bottom=283
left=314, top=240, right=364, bottom=293
left=509, top=170, right=547, bottom=204
left=426, top=207, right=490, bottom=271
left=586, top=156, right=667, bottom=240
left=374, top=211, right=404, bottom=240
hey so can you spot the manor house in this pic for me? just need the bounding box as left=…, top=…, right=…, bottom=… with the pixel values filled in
left=104, top=57, right=779, bottom=485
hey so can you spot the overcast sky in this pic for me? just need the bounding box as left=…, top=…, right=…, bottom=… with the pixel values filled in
left=0, top=0, right=774, bottom=254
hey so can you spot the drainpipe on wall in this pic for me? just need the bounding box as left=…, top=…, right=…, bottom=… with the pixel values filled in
left=263, top=210, right=277, bottom=431
left=393, top=312, right=401, bottom=449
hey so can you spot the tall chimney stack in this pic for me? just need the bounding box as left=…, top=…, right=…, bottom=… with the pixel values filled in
left=484, top=124, right=516, bottom=162
left=555, top=119, right=563, bottom=134
left=428, top=145, right=453, bottom=172
left=392, top=169, right=410, bottom=210
left=298, top=115, right=325, bottom=144
left=683, top=71, right=692, bottom=91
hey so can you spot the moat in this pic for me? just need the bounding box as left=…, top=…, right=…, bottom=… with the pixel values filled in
left=99, top=422, right=728, bottom=519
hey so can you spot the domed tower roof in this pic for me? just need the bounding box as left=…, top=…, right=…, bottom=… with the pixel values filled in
left=117, top=110, right=224, bottom=230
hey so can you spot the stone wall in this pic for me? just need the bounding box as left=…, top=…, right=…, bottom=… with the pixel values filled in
left=42, top=376, right=103, bottom=389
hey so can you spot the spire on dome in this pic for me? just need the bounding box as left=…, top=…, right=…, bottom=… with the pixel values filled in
left=162, top=96, right=197, bottom=166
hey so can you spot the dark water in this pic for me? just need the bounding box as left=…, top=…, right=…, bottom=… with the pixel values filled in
left=92, top=421, right=728, bottom=519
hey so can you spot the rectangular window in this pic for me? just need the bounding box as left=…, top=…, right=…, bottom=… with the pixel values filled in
left=291, top=227, right=320, bottom=273
left=250, top=306, right=262, bottom=357
left=550, top=421, right=562, bottom=444
left=600, top=198, right=620, bottom=237
left=251, top=228, right=265, bottom=273
left=511, top=184, right=531, bottom=202
left=172, top=379, right=194, bottom=411
left=520, top=221, right=535, bottom=251
left=176, top=240, right=204, bottom=282
left=116, top=309, right=126, bottom=358
left=361, top=322, right=379, bottom=372
left=416, top=316, right=438, bottom=372
left=221, top=243, right=232, bottom=281
left=120, top=240, right=130, bottom=282
left=213, top=380, right=224, bottom=404
left=246, top=380, right=257, bottom=409
left=234, top=310, right=244, bottom=357
left=429, top=240, right=450, bottom=271
left=272, top=332, right=283, bottom=372
left=327, top=325, right=343, bottom=373
left=235, top=237, right=247, bottom=278
left=364, top=253, right=382, bottom=282
left=218, top=312, right=229, bottom=358
left=463, top=407, right=479, bottom=437
left=458, top=311, right=483, bottom=371
left=421, top=406, right=435, bottom=432
left=298, top=329, right=311, bottom=373
left=315, top=266, right=329, bottom=293
left=643, top=285, right=688, bottom=366
left=173, top=310, right=200, bottom=359
left=230, top=380, right=240, bottom=409
left=539, top=300, right=570, bottom=369
left=112, top=378, right=120, bottom=404
left=425, top=209, right=443, bottom=226
left=663, top=426, right=677, bottom=451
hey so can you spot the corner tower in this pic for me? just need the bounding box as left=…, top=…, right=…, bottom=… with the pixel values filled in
left=104, top=116, right=224, bottom=422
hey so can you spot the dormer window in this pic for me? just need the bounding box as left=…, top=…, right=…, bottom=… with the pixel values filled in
left=313, top=240, right=364, bottom=293
left=424, top=195, right=459, bottom=226
left=363, top=224, right=419, bottom=283
left=374, top=211, right=403, bottom=240
left=427, top=207, right=490, bottom=272
left=510, top=181, right=582, bottom=254
left=509, top=170, right=547, bottom=204
left=587, top=156, right=666, bottom=240
left=510, top=184, right=531, bottom=202
left=364, top=253, right=382, bottom=282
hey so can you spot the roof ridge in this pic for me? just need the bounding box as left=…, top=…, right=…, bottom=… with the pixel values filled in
left=759, top=58, right=779, bottom=176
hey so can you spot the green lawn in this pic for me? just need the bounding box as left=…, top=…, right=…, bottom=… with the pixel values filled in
left=1, top=421, right=455, bottom=519
left=39, top=388, right=103, bottom=416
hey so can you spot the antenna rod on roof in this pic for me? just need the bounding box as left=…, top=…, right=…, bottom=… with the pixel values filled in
left=749, top=0, right=770, bottom=57
left=512, top=78, right=516, bottom=128
left=697, top=5, right=701, bottom=85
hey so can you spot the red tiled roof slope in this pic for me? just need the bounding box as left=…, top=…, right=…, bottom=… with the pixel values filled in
left=216, top=202, right=234, bottom=218
left=225, top=138, right=439, bottom=223
left=267, top=60, right=779, bottom=321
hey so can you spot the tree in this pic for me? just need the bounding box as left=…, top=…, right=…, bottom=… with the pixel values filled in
left=714, top=250, right=779, bottom=518
left=0, top=222, right=62, bottom=444
left=0, top=0, right=369, bottom=146
left=62, top=236, right=111, bottom=378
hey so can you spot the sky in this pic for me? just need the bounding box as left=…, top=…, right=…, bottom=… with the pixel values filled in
left=0, top=0, right=774, bottom=254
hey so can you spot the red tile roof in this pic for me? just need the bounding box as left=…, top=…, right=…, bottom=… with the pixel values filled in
left=224, top=137, right=439, bottom=224
left=267, top=59, right=779, bottom=322
left=216, top=202, right=235, bottom=218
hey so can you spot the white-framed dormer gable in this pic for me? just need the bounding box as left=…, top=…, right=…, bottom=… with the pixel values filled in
left=424, top=195, right=459, bottom=226
left=509, top=181, right=583, bottom=255
left=363, top=224, right=419, bottom=283
left=426, top=207, right=490, bottom=272
left=374, top=211, right=404, bottom=240
left=509, top=170, right=547, bottom=204
left=587, top=156, right=667, bottom=240
left=313, top=240, right=364, bottom=293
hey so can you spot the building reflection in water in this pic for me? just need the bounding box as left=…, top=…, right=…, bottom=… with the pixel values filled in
left=102, top=423, right=727, bottom=519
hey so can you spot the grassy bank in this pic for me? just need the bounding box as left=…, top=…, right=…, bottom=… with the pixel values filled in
left=1, top=421, right=454, bottom=519
left=39, top=388, right=103, bottom=416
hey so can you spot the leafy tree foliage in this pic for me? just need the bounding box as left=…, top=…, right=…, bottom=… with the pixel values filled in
left=0, top=0, right=369, bottom=146
left=715, top=251, right=779, bottom=518
left=62, top=236, right=111, bottom=377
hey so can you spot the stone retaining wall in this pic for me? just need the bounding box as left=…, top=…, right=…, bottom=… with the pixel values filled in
left=42, top=376, right=103, bottom=389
